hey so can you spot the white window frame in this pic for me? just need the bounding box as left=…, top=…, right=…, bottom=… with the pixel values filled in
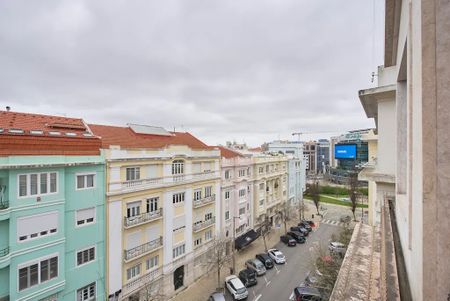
left=146, top=255, right=159, bottom=271
left=75, top=173, right=96, bottom=190
left=171, top=160, right=185, bottom=175
left=126, top=264, right=141, bottom=281
left=126, top=167, right=140, bottom=181
left=17, top=172, right=58, bottom=198
left=225, top=211, right=230, bottom=220
left=17, top=252, right=59, bottom=292
left=172, top=242, right=186, bottom=259
left=77, top=282, right=96, bottom=301
left=75, top=207, right=96, bottom=228
left=172, top=192, right=185, bottom=205
left=224, top=170, right=231, bottom=179
left=76, top=245, right=96, bottom=268
left=239, top=189, right=246, bottom=198
left=224, top=191, right=230, bottom=200
left=204, top=186, right=212, bottom=197
left=193, top=189, right=202, bottom=201
left=205, top=229, right=212, bottom=241
left=17, top=211, right=59, bottom=243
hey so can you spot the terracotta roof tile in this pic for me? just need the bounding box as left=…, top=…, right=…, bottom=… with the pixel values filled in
left=0, top=110, right=101, bottom=156
left=89, top=124, right=210, bottom=150
left=215, top=146, right=245, bottom=159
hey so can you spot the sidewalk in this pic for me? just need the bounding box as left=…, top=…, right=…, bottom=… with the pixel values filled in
left=171, top=202, right=320, bottom=301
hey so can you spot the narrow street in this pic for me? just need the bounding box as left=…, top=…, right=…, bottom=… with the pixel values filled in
left=224, top=223, right=341, bottom=301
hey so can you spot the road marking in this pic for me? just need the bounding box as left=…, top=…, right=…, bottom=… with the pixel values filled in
left=266, top=280, right=271, bottom=286
left=254, top=294, right=262, bottom=301
left=252, top=289, right=256, bottom=298
left=274, top=265, right=279, bottom=273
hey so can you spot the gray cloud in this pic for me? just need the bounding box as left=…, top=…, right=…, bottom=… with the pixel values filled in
left=0, top=0, right=383, bottom=146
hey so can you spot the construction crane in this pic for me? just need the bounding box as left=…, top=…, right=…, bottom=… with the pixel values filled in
left=291, top=130, right=343, bottom=141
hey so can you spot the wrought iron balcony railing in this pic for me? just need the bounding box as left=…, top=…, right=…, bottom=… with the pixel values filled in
left=124, top=208, right=163, bottom=228
left=124, top=236, right=163, bottom=261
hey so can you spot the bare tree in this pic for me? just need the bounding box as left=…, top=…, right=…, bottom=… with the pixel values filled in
left=309, top=181, right=321, bottom=215
left=138, top=277, right=165, bottom=301
left=259, top=216, right=271, bottom=252
left=348, top=170, right=359, bottom=221
left=204, top=236, right=232, bottom=289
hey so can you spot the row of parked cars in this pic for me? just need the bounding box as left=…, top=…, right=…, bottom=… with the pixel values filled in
left=224, top=248, right=287, bottom=300
left=280, top=220, right=314, bottom=247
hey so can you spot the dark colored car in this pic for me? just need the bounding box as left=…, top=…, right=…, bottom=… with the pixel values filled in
left=298, top=222, right=312, bottom=232
left=303, top=220, right=315, bottom=227
left=280, top=235, right=297, bottom=246
left=255, top=253, right=274, bottom=269
left=238, top=268, right=257, bottom=287
left=290, top=226, right=309, bottom=236
left=287, top=231, right=306, bottom=244
left=290, top=286, right=322, bottom=301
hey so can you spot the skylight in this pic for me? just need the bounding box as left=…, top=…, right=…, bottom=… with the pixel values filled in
left=9, top=128, right=24, bottom=134
left=48, top=131, right=61, bottom=136
left=30, top=130, right=44, bottom=135
left=65, top=132, right=77, bottom=136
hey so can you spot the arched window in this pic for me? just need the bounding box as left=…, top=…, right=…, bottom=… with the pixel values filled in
left=172, top=160, right=184, bottom=175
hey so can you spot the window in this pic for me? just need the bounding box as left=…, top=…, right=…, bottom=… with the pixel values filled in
left=126, top=167, right=140, bottom=181
left=17, top=211, right=58, bottom=242
left=239, top=207, right=245, bottom=215
left=194, top=237, right=202, bottom=246
left=173, top=192, right=185, bottom=204
left=239, top=189, right=246, bottom=198
left=259, top=167, right=264, bottom=174
left=77, top=247, right=95, bottom=266
left=76, top=207, right=95, bottom=226
left=146, top=197, right=159, bottom=213
left=205, top=213, right=213, bottom=221
left=76, top=174, right=95, bottom=190
left=205, top=230, right=212, bottom=241
left=18, top=255, right=58, bottom=291
left=247, top=203, right=250, bottom=210
left=225, top=170, right=231, bottom=179
left=77, top=282, right=96, bottom=301
left=172, top=244, right=186, bottom=259
left=18, top=172, right=58, bottom=197
left=259, top=183, right=264, bottom=190
left=146, top=255, right=159, bottom=270
left=172, top=160, right=184, bottom=175
left=193, top=189, right=202, bottom=201
left=225, top=191, right=230, bottom=200
left=238, top=169, right=245, bottom=177
left=266, top=165, right=269, bottom=172
left=259, top=199, right=264, bottom=206
left=205, top=186, right=212, bottom=197
left=225, top=211, right=230, bottom=220
left=127, top=201, right=141, bottom=218
left=126, top=264, right=141, bottom=280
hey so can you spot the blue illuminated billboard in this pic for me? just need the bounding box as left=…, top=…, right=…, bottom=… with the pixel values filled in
left=335, top=144, right=357, bottom=159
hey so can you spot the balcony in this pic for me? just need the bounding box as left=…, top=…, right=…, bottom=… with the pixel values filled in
left=124, top=208, right=163, bottom=228
left=109, top=171, right=219, bottom=195
left=124, top=236, right=163, bottom=262
left=122, top=267, right=162, bottom=298
left=193, top=217, right=215, bottom=232
left=0, top=247, right=9, bottom=258
left=0, top=201, right=8, bottom=211
left=193, top=194, right=216, bottom=208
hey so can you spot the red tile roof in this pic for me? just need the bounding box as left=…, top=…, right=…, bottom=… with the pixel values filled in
left=0, top=110, right=101, bottom=156
left=89, top=124, right=211, bottom=150
left=248, top=147, right=262, bottom=152
left=215, top=146, right=244, bottom=159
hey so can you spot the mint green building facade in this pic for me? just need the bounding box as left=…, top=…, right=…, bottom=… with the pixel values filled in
left=0, top=155, right=105, bottom=301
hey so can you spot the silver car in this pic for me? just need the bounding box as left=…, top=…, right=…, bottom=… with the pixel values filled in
left=245, top=258, right=266, bottom=276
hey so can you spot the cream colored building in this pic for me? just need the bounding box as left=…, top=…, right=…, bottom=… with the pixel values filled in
left=251, top=154, right=289, bottom=229
left=90, top=124, right=221, bottom=301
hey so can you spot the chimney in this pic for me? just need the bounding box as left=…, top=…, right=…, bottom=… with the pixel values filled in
left=5, top=106, right=10, bottom=112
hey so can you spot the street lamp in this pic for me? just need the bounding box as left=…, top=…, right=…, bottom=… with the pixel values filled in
left=232, top=216, right=241, bottom=274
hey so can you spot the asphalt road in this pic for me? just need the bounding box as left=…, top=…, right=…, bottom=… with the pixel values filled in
left=223, top=223, right=341, bottom=301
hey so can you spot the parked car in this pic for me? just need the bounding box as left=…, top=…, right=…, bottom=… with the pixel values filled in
left=238, top=268, right=257, bottom=287
left=340, top=215, right=352, bottom=223
left=245, top=259, right=266, bottom=276
left=280, top=235, right=297, bottom=246
left=329, top=242, right=346, bottom=256
left=289, top=286, right=323, bottom=301
left=225, top=275, right=248, bottom=300
left=290, top=226, right=309, bottom=236
left=287, top=231, right=306, bottom=244
left=268, top=248, right=286, bottom=264
left=255, top=253, right=274, bottom=269
left=208, top=292, right=226, bottom=301
left=303, top=220, right=315, bottom=227
left=298, top=221, right=312, bottom=232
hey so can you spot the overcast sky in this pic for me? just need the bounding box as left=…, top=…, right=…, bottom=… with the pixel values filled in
left=0, top=0, right=384, bottom=146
